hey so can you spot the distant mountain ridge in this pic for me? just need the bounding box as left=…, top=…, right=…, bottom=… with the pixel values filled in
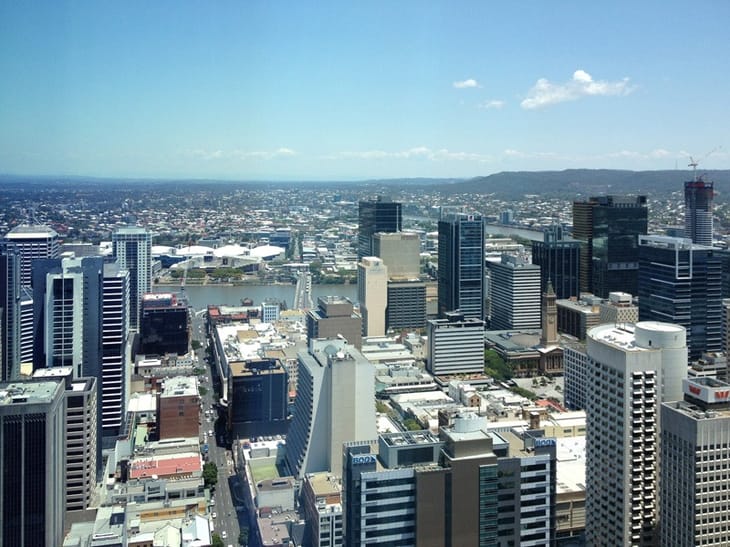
left=444, top=169, right=730, bottom=200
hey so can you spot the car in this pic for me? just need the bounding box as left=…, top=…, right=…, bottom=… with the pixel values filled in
left=208, top=430, right=213, bottom=436
left=221, top=531, right=228, bottom=539
left=211, top=512, right=217, bottom=519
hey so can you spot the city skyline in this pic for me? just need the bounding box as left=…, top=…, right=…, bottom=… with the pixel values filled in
left=2, top=1, right=730, bottom=180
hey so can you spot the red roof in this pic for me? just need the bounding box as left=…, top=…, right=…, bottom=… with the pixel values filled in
left=130, top=454, right=202, bottom=479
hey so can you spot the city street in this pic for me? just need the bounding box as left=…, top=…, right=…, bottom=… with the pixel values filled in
left=192, top=308, right=241, bottom=545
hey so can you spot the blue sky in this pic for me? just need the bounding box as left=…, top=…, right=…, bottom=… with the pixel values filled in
left=1, top=1, right=729, bottom=180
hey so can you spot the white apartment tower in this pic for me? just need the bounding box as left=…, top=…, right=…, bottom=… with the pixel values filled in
left=585, top=322, right=687, bottom=546
left=427, top=311, right=485, bottom=376
left=358, top=256, right=388, bottom=337
left=660, top=376, right=730, bottom=545
left=112, top=226, right=152, bottom=329
left=488, top=254, right=541, bottom=330
left=286, top=338, right=376, bottom=479
left=3, top=224, right=60, bottom=287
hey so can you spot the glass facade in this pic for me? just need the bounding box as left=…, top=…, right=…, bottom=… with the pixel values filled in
left=358, top=198, right=402, bottom=259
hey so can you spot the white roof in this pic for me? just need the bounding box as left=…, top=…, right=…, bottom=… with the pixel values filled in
left=213, top=244, right=250, bottom=258
left=176, top=245, right=214, bottom=256
left=250, top=244, right=285, bottom=258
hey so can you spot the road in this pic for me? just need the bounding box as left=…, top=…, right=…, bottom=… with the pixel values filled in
left=192, top=308, right=241, bottom=545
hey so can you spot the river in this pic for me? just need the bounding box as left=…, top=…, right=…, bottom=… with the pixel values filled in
left=153, top=283, right=358, bottom=311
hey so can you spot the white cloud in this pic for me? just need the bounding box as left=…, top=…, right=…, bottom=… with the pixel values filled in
left=521, top=69, right=633, bottom=109
left=188, top=148, right=297, bottom=161
left=478, top=99, right=505, bottom=110
left=453, top=78, right=480, bottom=89
left=338, top=147, right=493, bottom=163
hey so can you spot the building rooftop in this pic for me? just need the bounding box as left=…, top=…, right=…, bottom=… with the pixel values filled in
left=5, top=224, right=58, bottom=238
left=0, top=380, right=62, bottom=406
left=129, top=452, right=202, bottom=480
left=161, top=376, right=198, bottom=398
left=555, top=436, right=586, bottom=494
left=307, top=472, right=342, bottom=497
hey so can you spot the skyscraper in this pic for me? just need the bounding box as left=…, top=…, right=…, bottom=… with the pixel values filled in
left=0, top=250, right=20, bottom=381
left=102, top=262, right=130, bottom=438
left=227, top=358, right=288, bottom=438
left=531, top=224, right=580, bottom=299
left=357, top=257, right=388, bottom=337
left=487, top=254, right=541, bottom=330
left=684, top=179, right=714, bottom=246
left=286, top=338, right=376, bottom=479
left=638, top=235, right=722, bottom=359
left=0, top=379, right=66, bottom=547
left=437, top=211, right=485, bottom=319
left=358, top=197, right=402, bottom=259
left=306, top=296, right=362, bottom=349
left=3, top=224, right=60, bottom=287
left=427, top=312, right=485, bottom=376
left=112, top=226, right=152, bottom=329
left=585, top=322, right=687, bottom=546
left=572, top=195, right=648, bottom=298
left=140, top=292, right=189, bottom=356
left=660, top=376, right=730, bottom=545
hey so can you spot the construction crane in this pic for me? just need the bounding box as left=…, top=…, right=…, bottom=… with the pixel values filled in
left=689, top=146, right=721, bottom=182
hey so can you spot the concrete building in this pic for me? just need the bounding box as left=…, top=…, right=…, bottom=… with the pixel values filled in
left=300, top=472, right=344, bottom=547
left=488, top=254, right=541, bottom=330
left=585, top=322, right=687, bottom=546
left=306, top=296, right=362, bottom=349
left=660, top=376, right=730, bottom=545
left=357, top=257, right=388, bottom=337
left=372, top=231, right=420, bottom=278
left=638, top=235, right=723, bottom=359
left=228, top=358, right=288, bottom=438
left=684, top=178, right=714, bottom=246
left=157, top=376, right=200, bottom=440
left=112, top=226, right=152, bottom=329
left=0, top=379, right=66, bottom=547
left=358, top=197, right=402, bottom=260
left=427, top=312, right=485, bottom=376
left=438, top=211, right=485, bottom=320
left=563, top=345, right=589, bottom=410
left=140, top=292, right=189, bottom=356
left=19, top=287, right=34, bottom=372
left=598, top=291, right=638, bottom=325
left=556, top=295, right=601, bottom=340
left=3, top=224, right=60, bottom=287
left=286, top=338, right=376, bottom=479
left=386, top=280, right=427, bottom=331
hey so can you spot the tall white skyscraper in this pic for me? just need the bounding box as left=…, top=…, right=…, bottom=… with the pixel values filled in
left=102, top=262, right=130, bottom=437
left=661, top=376, right=730, bottom=545
left=286, top=338, right=376, bottom=479
left=585, top=322, right=687, bottom=546
left=487, top=254, right=541, bottom=330
left=357, top=256, right=388, bottom=337
left=3, top=224, right=60, bottom=287
left=112, top=226, right=152, bottom=329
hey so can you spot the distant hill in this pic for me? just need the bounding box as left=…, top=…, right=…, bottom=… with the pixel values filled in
left=440, top=169, right=730, bottom=200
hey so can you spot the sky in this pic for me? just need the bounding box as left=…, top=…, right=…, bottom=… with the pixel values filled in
left=1, top=1, right=730, bottom=181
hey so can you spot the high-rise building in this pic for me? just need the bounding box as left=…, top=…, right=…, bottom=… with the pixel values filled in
left=386, top=280, right=427, bottom=331
left=372, top=231, right=420, bottom=279
left=0, top=379, right=66, bottom=547
left=684, top=179, right=714, bottom=246
left=437, top=211, right=485, bottom=320
left=572, top=195, right=648, bottom=298
left=358, top=257, right=388, bottom=337
left=140, top=292, right=189, bottom=356
left=427, top=312, right=485, bottom=376
left=32, top=256, right=104, bottom=378
left=563, top=345, right=589, bottom=410
left=585, top=322, right=687, bottom=546
left=286, top=338, right=376, bottom=479
left=300, top=472, right=344, bottom=547
left=3, top=224, right=60, bottom=287
left=228, top=358, right=288, bottom=438
left=32, top=367, right=98, bottom=515
left=660, top=376, right=730, bottom=545
left=487, top=254, right=541, bottom=330
left=598, top=291, right=638, bottom=325
left=531, top=224, right=580, bottom=299
left=0, top=250, right=20, bottom=381
left=306, top=296, right=362, bottom=349
left=112, top=226, right=152, bottom=330
left=638, top=235, right=722, bottom=359
left=358, top=197, right=402, bottom=259
left=101, top=262, right=130, bottom=438
left=18, top=288, right=34, bottom=371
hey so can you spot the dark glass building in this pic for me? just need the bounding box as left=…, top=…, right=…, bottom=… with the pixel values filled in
left=228, top=358, right=288, bottom=437
left=358, top=197, right=402, bottom=259
left=638, top=235, right=722, bottom=359
left=140, top=292, right=190, bottom=356
left=531, top=224, right=580, bottom=299
left=684, top=179, right=714, bottom=246
left=572, top=195, right=648, bottom=298
left=438, top=212, right=485, bottom=320
left=386, top=280, right=427, bottom=330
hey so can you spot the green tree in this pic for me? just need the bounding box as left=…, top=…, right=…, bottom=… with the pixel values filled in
left=211, top=533, right=225, bottom=547
left=191, top=340, right=202, bottom=350
left=484, top=349, right=512, bottom=381
left=403, top=418, right=421, bottom=431
left=239, top=528, right=249, bottom=546
left=199, top=386, right=208, bottom=397
left=203, top=462, right=218, bottom=489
